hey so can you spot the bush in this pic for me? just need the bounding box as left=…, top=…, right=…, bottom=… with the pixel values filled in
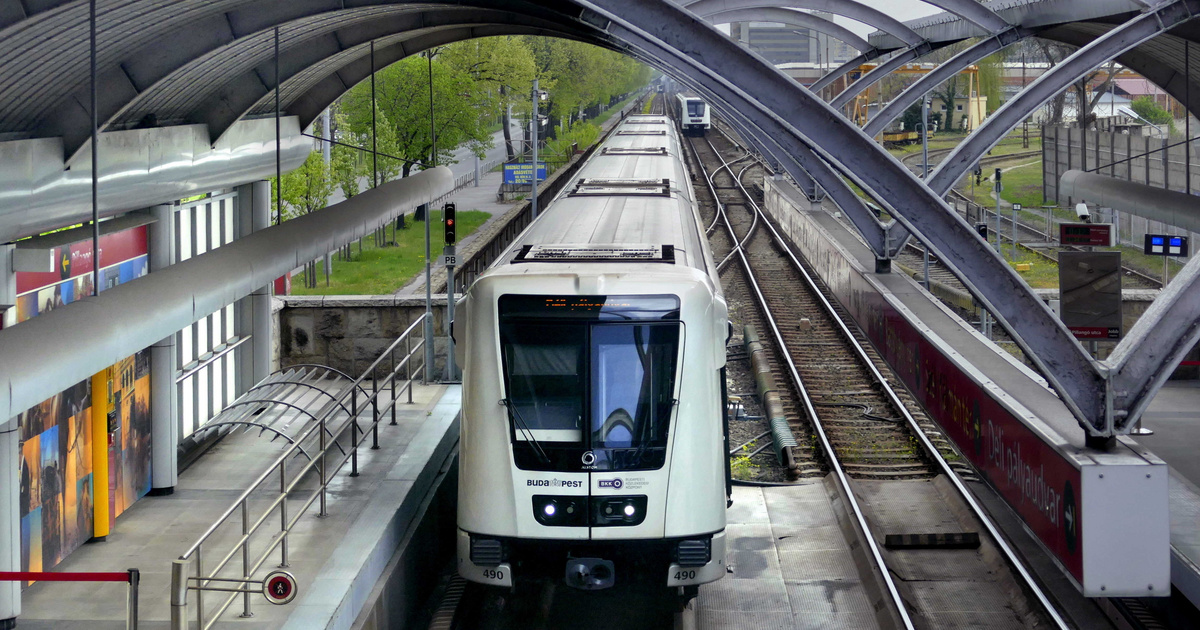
left=1131, top=96, right=1173, bottom=125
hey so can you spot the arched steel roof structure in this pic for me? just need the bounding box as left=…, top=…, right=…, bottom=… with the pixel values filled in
left=2, top=0, right=1200, bottom=438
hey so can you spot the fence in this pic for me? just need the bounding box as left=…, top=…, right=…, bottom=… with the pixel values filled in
left=0, top=570, right=139, bottom=629
left=170, top=314, right=429, bottom=630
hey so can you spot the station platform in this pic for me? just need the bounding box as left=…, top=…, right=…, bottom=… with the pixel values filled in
left=14, top=383, right=460, bottom=629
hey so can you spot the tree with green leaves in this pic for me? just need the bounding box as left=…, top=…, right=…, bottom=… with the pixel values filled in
left=441, top=37, right=536, bottom=161
left=339, top=53, right=493, bottom=177
left=271, top=150, right=333, bottom=222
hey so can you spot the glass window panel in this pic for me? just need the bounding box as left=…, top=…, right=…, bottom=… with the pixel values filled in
left=590, top=324, right=678, bottom=450
left=225, top=305, right=236, bottom=342
left=224, top=200, right=235, bottom=246
left=197, top=317, right=209, bottom=358
left=196, top=366, right=209, bottom=426
left=180, top=379, right=194, bottom=437
left=178, top=208, right=192, bottom=262
left=211, top=360, right=223, bottom=418
left=210, top=203, right=220, bottom=253
left=499, top=323, right=584, bottom=439
left=194, top=205, right=207, bottom=257
left=225, top=354, right=237, bottom=405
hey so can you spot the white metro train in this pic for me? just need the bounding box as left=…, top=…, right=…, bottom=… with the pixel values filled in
left=454, top=111, right=730, bottom=600
left=675, top=93, right=710, bottom=136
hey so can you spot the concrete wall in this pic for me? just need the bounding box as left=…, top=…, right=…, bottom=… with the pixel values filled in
left=280, top=296, right=450, bottom=378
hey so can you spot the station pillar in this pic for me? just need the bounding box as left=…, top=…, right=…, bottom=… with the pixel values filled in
left=0, top=243, right=14, bottom=328
left=236, top=181, right=272, bottom=394
left=0, top=423, right=20, bottom=625
left=149, top=204, right=178, bottom=494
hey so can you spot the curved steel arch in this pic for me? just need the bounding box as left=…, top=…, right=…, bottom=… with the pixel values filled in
left=828, top=42, right=934, bottom=110
left=564, top=0, right=1106, bottom=435
left=911, top=0, right=1009, bottom=34
left=44, top=4, right=576, bottom=158
left=683, top=0, right=924, bottom=48
left=810, top=52, right=874, bottom=94
left=701, top=7, right=870, bottom=51
left=862, top=27, right=1029, bottom=138
left=928, top=1, right=1200, bottom=198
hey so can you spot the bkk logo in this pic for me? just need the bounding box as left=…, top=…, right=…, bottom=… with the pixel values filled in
left=526, top=479, right=583, bottom=488
left=597, top=479, right=623, bottom=489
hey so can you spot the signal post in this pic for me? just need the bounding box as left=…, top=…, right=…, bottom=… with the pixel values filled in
left=443, top=203, right=458, bottom=381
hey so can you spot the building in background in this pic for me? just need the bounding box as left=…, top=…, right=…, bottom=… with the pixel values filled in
left=730, top=21, right=819, bottom=65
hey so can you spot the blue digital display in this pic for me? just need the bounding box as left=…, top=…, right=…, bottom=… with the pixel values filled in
left=1152, top=236, right=1165, bottom=246
left=1171, top=237, right=1183, bottom=247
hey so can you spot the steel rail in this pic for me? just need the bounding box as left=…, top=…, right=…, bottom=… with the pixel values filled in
left=695, top=132, right=915, bottom=630
left=709, top=124, right=1070, bottom=629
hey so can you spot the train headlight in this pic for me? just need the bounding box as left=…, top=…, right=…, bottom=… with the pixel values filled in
left=533, top=495, right=586, bottom=526
left=590, top=496, right=648, bottom=526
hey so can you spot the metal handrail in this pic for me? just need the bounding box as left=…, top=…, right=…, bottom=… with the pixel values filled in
left=171, top=313, right=429, bottom=629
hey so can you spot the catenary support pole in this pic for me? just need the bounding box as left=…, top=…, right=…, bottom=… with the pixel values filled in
left=90, top=0, right=99, bottom=297
left=424, top=52, right=437, bottom=381
left=0, top=425, right=20, bottom=625
left=532, top=79, right=540, bottom=220
left=322, top=108, right=333, bottom=285
left=149, top=204, right=178, bottom=494
left=274, top=27, right=282, bottom=227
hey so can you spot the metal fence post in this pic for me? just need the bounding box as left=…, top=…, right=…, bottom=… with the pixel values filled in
left=390, top=347, right=398, bottom=426
left=126, top=568, right=139, bottom=630
left=240, top=502, right=253, bottom=618
left=406, top=335, right=414, bottom=404
left=350, top=419, right=359, bottom=477
left=319, top=415, right=327, bottom=517
left=171, top=559, right=190, bottom=630
left=280, top=458, right=289, bottom=568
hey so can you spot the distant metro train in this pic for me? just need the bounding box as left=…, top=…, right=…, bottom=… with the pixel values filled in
left=676, top=93, right=711, bottom=136
left=454, top=112, right=730, bottom=603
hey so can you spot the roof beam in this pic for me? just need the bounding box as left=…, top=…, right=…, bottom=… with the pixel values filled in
left=862, top=28, right=1029, bottom=138
left=829, top=42, right=933, bottom=110
left=573, top=0, right=1108, bottom=435
left=701, top=7, right=870, bottom=51
left=684, top=0, right=924, bottom=48
left=0, top=167, right=453, bottom=420
left=810, top=51, right=872, bottom=94
left=927, top=1, right=1200, bottom=199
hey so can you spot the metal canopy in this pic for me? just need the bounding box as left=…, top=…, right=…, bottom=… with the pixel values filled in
left=558, top=0, right=1108, bottom=436
left=684, top=0, right=924, bottom=48
left=1, top=0, right=1200, bottom=438
left=699, top=7, right=870, bottom=51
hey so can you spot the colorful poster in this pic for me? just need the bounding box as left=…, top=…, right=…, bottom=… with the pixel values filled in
left=12, top=225, right=152, bottom=574
left=17, top=381, right=92, bottom=574
left=109, top=352, right=152, bottom=521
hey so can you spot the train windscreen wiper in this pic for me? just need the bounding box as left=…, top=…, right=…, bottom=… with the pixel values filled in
left=502, top=399, right=550, bottom=464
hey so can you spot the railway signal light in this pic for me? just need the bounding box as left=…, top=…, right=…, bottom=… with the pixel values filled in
left=975, top=222, right=988, bottom=240
left=443, top=203, right=457, bottom=245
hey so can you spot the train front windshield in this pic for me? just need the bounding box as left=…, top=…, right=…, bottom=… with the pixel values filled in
left=686, top=100, right=705, bottom=118
left=499, top=295, right=681, bottom=472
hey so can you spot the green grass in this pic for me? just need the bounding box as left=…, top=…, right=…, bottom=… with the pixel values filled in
left=963, top=161, right=1046, bottom=211
left=291, top=208, right=490, bottom=295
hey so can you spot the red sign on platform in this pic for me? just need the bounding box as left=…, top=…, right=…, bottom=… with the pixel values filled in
left=16, top=226, right=149, bottom=294
left=1059, top=223, right=1113, bottom=247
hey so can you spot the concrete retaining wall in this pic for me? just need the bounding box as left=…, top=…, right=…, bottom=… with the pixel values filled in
left=280, top=296, right=450, bottom=377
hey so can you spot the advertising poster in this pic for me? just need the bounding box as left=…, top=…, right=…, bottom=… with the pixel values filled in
left=12, top=225, right=151, bottom=575
left=17, top=381, right=92, bottom=577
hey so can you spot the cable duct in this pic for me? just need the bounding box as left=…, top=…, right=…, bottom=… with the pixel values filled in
left=0, top=166, right=453, bottom=420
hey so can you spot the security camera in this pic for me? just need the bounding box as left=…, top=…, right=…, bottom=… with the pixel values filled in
left=1074, top=201, right=1091, bottom=221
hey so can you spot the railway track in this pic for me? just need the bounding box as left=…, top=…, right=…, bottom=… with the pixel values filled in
left=692, top=122, right=1068, bottom=629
